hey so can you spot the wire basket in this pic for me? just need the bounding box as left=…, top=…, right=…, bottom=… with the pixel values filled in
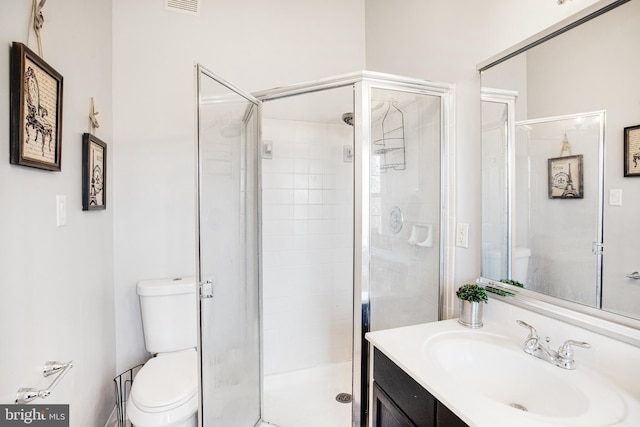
left=113, top=364, right=143, bottom=427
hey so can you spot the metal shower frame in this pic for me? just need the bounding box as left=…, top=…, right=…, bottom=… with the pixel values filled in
left=254, top=70, right=456, bottom=426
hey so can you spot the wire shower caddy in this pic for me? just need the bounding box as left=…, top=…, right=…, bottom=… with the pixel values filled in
left=373, top=101, right=406, bottom=172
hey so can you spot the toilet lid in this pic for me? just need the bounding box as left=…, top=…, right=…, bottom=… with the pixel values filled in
left=130, top=350, right=197, bottom=413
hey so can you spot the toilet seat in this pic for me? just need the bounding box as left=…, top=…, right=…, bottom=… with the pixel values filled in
left=128, top=349, right=198, bottom=426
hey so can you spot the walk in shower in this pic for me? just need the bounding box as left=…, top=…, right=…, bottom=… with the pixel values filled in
left=196, top=68, right=453, bottom=427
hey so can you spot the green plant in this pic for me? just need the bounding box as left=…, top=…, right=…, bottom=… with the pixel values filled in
left=499, top=279, right=524, bottom=288
left=456, top=283, right=488, bottom=303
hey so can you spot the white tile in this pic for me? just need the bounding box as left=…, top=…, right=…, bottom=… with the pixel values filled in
left=294, top=158, right=309, bottom=173
left=262, top=172, right=278, bottom=189
left=279, top=141, right=296, bottom=158
left=276, top=220, right=294, bottom=235
left=293, top=140, right=310, bottom=159
left=278, top=173, right=294, bottom=188
left=262, top=189, right=278, bottom=204
left=309, top=189, right=323, bottom=205
left=309, top=174, right=323, bottom=189
left=278, top=189, right=294, bottom=204
left=293, top=189, right=309, bottom=204
left=294, top=174, right=308, bottom=189
left=278, top=204, right=294, bottom=220
left=308, top=140, right=323, bottom=159
left=322, top=189, right=336, bottom=204
left=293, top=205, right=308, bottom=220
left=308, top=220, right=323, bottom=235
left=293, top=220, right=309, bottom=235
left=261, top=204, right=279, bottom=220
left=322, top=204, right=335, bottom=219
left=308, top=205, right=323, bottom=220
left=278, top=158, right=295, bottom=173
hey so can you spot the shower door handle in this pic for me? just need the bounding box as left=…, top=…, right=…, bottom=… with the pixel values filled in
left=199, top=280, right=214, bottom=299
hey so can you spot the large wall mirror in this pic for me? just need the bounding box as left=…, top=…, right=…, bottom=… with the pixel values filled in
left=479, top=0, right=640, bottom=325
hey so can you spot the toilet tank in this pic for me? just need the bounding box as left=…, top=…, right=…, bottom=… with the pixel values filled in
left=137, top=277, right=197, bottom=354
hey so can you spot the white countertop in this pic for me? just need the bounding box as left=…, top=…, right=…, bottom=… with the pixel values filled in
left=366, top=318, right=640, bottom=427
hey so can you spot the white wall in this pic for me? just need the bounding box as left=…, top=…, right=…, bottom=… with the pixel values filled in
left=364, top=0, right=602, bottom=315
left=0, top=1, right=115, bottom=425
left=112, top=0, right=366, bottom=372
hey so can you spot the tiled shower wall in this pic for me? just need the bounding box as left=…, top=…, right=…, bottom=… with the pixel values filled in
left=261, top=118, right=354, bottom=375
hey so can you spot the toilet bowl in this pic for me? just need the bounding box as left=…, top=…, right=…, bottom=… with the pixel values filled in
left=127, top=350, right=198, bottom=427
left=127, top=277, right=198, bottom=427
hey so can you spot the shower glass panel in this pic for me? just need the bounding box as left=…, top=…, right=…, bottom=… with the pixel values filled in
left=259, top=87, right=355, bottom=427
left=196, top=66, right=261, bottom=427
left=367, top=87, right=442, bottom=332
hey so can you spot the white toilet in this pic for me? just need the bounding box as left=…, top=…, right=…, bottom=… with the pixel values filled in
left=512, top=247, right=531, bottom=285
left=127, top=277, right=198, bottom=427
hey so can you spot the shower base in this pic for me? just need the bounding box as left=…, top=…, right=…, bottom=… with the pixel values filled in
left=261, top=361, right=352, bottom=427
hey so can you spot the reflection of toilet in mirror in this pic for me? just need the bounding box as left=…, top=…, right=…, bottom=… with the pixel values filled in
left=513, top=247, right=531, bottom=285
left=127, top=277, right=198, bottom=427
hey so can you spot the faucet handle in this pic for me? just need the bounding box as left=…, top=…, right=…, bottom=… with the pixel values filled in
left=516, top=320, right=540, bottom=354
left=516, top=320, right=538, bottom=338
left=558, top=339, right=591, bottom=358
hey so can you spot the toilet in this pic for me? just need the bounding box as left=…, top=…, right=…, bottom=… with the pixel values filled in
left=512, top=247, right=531, bottom=285
left=127, top=277, right=198, bottom=427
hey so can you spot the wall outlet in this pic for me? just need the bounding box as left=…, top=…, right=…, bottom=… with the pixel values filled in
left=456, top=223, right=469, bottom=248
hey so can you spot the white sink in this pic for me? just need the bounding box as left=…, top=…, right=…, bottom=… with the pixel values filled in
left=422, top=329, right=626, bottom=425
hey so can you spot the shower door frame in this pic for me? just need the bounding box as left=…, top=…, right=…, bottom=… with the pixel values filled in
left=255, top=70, right=456, bottom=427
left=195, top=64, right=263, bottom=427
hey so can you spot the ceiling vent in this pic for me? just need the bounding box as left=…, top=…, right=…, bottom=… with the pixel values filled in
left=165, top=0, right=201, bottom=16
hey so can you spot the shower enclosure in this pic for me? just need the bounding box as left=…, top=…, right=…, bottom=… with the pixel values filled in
left=196, top=67, right=453, bottom=427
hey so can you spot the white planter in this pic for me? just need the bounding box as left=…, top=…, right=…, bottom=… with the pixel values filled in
left=458, top=300, right=484, bottom=328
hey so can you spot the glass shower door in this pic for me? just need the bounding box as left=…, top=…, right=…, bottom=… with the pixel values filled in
left=196, top=65, right=261, bottom=427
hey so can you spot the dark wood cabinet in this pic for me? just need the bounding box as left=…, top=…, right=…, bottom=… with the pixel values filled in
left=372, top=383, right=416, bottom=427
left=372, top=348, right=469, bottom=427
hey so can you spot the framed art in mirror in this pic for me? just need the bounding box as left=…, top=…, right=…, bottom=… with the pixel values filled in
left=624, top=125, right=640, bottom=177
left=9, top=42, right=64, bottom=171
left=82, top=133, right=107, bottom=211
left=548, top=155, right=584, bottom=198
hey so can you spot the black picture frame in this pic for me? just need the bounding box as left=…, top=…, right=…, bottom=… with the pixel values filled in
left=10, top=42, right=64, bottom=171
left=548, top=154, right=584, bottom=199
left=624, top=125, right=640, bottom=177
left=82, top=133, right=107, bottom=211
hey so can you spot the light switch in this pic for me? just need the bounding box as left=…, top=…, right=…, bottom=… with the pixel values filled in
left=609, top=189, right=622, bottom=206
left=56, top=195, right=67, bottom=227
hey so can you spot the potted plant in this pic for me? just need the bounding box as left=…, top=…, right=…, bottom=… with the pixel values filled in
left=456, top=283, right=488, bottom=328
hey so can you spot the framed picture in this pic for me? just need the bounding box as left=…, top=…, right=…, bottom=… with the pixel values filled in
left=624, top=125, right=640, bottom=177
left=10, top=42, right=64, bottom=171
left=548, top=154, right=584, bottom=199
left=82, top=133, right=107, bottom=211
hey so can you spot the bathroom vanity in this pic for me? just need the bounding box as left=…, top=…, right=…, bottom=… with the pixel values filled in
left=372, top=348, right=467, bottom=427
left=366, top=299, right=640, bottom=427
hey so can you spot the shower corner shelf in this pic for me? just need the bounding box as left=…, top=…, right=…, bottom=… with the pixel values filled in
left=373, top=102, right=406, bottom=172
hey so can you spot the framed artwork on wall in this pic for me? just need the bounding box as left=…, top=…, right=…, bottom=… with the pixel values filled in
left=9, top=42, right=64, bottom=171
left=548, top=154, right=584, bottom=199
left=624, top=125, right=640, bottom=177
left=82, top=133, right=107, bottom=211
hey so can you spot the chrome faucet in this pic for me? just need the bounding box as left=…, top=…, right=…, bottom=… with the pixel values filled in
left=516, top=320, right=590, bottom=370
